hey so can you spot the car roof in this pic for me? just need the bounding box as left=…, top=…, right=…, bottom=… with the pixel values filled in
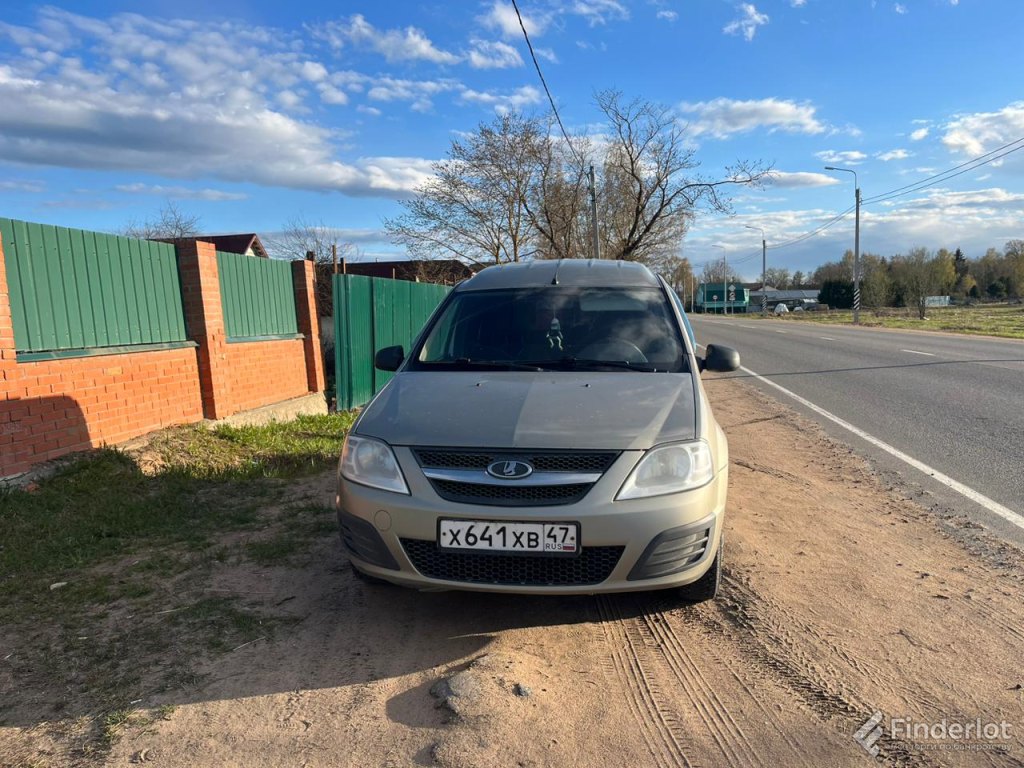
left=454, top=259, right=661, bottom=291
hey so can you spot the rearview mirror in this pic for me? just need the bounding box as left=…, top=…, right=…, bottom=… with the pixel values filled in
left=374, top=345, right=405, bottom=372
left=701, top=344, right=740, bottom=373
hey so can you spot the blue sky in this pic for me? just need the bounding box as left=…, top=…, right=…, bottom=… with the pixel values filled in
left=1, top=0, right=1022, bottom=279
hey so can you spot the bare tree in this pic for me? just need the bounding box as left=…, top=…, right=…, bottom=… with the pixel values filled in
left=385, top=112, right=542, bottom=267
left=891, top=247, right=940, bottom=319
left=123, top=201, right=201, bottom=240
left=700, top=256, right=738, bottom=285
left=763, top=267, right=791, bottom=289
left=264, top=215, right=361, bottom=316
left=593, top=90, right=769, bottom=263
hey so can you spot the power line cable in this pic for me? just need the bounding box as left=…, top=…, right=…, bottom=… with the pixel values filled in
left=861, top=135, right=1024, bottom=205
left=862, top=141, right=1024, bottom=207
left=736, top=135, right=1024, bottom=258
left=511, top=0, right=584, bottom=165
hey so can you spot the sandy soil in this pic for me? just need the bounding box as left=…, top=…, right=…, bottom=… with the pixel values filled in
left=6, top=377, right=1024, bottom=768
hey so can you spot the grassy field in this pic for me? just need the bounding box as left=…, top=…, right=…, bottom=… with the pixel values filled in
left=753, top=303, right=1024, bottom=339
left=0, top=412, right=355, bottom=762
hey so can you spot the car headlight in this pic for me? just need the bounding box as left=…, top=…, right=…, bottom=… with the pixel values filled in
left=340, top=434, right=409, bottom=495
left=616, top=441, right=714, bottom=500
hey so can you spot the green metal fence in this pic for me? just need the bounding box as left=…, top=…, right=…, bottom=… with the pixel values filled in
left=216, top=251, right=299, bottom=341
left=1, top=217, right=188, bottom=357
left=334, top=274, right=450, bottom=409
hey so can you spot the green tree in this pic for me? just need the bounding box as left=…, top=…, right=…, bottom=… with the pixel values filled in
left=791, top=270, right=805, bottom=288
left=818, top=279, right=854, bottom=309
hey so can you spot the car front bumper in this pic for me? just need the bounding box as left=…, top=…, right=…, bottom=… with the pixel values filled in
left=336, top=447, right=728, bottom=595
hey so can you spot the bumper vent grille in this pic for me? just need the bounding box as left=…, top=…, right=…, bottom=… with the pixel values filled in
left=401, top=539, right=624, bottom=586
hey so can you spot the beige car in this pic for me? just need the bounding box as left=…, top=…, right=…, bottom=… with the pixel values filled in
left=336, top=260, right=740, bottom=602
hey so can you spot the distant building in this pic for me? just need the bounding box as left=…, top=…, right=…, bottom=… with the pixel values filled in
left=342, top=259, right=480, bottom=285
left=695, top=282, right=750, bottom=313
left=156, top=233, right=269, bottom=258
left=749, top=288, right=821, bottom=310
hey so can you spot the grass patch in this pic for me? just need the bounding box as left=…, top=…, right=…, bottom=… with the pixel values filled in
left=756, top=303, right=1024, bottom=339
left=0, top=412, right=354, bottom=617
left=244, top=504, right=337, bottom=567
left=0, top=411, right=354, bottom=763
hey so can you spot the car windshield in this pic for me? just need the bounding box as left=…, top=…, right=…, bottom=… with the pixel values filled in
left=412, top=286, right=687, bottom=372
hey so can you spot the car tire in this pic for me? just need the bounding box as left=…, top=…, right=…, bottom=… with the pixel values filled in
left=349, top=561, right=392, bottom=586
left=677, top=540, right=722, bottom=604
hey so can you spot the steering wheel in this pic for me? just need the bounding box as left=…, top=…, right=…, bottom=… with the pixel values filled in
left=577, top=339, right=648, bottom=364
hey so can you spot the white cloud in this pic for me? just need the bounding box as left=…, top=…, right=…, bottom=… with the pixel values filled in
left=480, top=1, right=548, bottom=38
left=468, top=39, right=523, bottom=69
left=877, top=148, right=911, bottom=161
left=910, top=127, right=929, bottom=141
left=0, top=8, right=438, bottom=198
left=679, top=97, right=825, bottom=139
left=535, top=47, right=558, bottom=63
left=723, top=4, right=769, bottom=41
left=942, top=102, right=1024, bottom=157
left=815, top=150, right=868, bottom=165
left=0, top=179, right=45, bottom=193
left=367, top=77, right=461, bottom=112
left=115, top=183, right=248, bottom=201
left=572, top=0, right=630, bottom=26
left=459, top=85, right=543, bottom=112
left=656, top=10, right=679, bottom=22
left=894, top=3, right=908, bottom=13
left=315, top=14, right=459, bottom=65
left=791, top=0, right=807, bottom=6
left=317, top=84, right=349, bottom=105
left=765, top=171, right=840, bottom=188
left=356, top=105, right=382, bottom=117
left=300, top=61, right=327, bottom=82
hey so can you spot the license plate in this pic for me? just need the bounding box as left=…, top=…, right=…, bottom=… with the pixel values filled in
left=438, top=519, right=579, bottom=555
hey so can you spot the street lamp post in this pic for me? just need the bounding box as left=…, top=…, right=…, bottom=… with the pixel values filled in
left=745, top=225, right=767, bottom=314
left=825, top=166, right=861, bottom=324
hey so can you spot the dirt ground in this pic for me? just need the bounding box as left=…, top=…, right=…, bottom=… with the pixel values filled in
left=4, top=377, right=1024, bottom=767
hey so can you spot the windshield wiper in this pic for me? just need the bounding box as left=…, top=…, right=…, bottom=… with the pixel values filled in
left=521, top=357, right=659, bottom=372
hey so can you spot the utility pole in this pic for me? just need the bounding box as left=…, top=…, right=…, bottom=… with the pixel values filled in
left=588, top=165, right=600, bottom=260
left=825, top=166, right=861, bottom=324
left=745, top=226, right=767, bottom=314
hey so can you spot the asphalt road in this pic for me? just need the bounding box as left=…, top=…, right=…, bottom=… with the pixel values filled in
left=690, top=314, right=1024, bottom=543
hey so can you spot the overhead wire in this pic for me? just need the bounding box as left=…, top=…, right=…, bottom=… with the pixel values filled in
left=736, top=135, right=1024, bottom=257
left=510, top=0, right=586, bottom=167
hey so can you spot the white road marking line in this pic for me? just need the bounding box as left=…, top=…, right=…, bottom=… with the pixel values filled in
left=819, top=336, right=836, bottom=340
left=697, top=345, right=1024, bottom=531
left=775, top=330, right=788, bottom=334
left=902, top=349, right=936, bottom=356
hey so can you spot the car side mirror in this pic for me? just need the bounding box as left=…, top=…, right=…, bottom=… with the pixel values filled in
left=374, top=345, right=405, bottom=372
left=701, top=344, right=740, bottom=373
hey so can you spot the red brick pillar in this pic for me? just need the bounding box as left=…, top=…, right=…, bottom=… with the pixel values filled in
left=292, top=259, right=325, bottom=393
left=177, top=240, right=233, bottom=419
left=0, top=233, right=27, bottom=475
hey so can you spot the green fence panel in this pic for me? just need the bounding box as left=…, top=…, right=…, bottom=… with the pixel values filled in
left=216, top=251, right=299, bottom=340
left=333, top=274, right=450, bottom=410
left=0, top=217, right=188, bottom=354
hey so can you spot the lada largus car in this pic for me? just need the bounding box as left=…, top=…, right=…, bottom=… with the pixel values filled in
left=336, top=259, right=740, bottom=602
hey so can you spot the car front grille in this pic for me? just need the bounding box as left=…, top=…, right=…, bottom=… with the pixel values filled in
left=431, top=479, right=592, bottom=506
left=401, top=539, right=624, bottom=586
left=413, top=449, right=618, bottom=474
left=413, top=448, right=619, bottom=507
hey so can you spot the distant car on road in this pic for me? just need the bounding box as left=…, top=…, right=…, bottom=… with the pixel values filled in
left=337, top=259, right=740, bottom=603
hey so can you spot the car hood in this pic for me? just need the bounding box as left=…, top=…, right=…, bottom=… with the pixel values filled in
left=355, top=371, right=697, bottom=450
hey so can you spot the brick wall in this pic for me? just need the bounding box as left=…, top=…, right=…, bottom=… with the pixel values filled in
left=1, top=235, right=325, bottom=478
